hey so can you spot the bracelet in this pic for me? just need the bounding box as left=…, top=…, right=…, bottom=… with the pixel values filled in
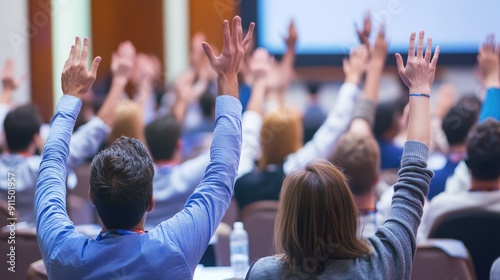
left=409, top=93, right=430, bottom=98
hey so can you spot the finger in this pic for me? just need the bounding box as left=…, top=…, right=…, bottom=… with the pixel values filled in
left=378, top=22, right=385, bottom=39
left=81, top=37, right=90, bottom=65
left=496, top=43, right=500, bottom=56
left=202, top=42, right=216, bottom=66
left=73, top=37, right=82, bottom=62
left=424, top=37, right=432, bottom=63
left=64, top=45, right=75, bottom=69
left=431, top=46, right=440, bottom=67
left=235, top=16, right=243, bottom=46
left=342, top=57, right=349, bottom=70
left=90, top=56, right=102, bottom=77
left=417, top=30, right=425, bottom=58
left=232, top=16, right=240, bottom=48
left=395, top=53, right=405, bottom=72
left=242, top=22, right=255, bottom=51
left=222, top=20, right=231, bottom=52
left=408, top=32, right=416, bottom=59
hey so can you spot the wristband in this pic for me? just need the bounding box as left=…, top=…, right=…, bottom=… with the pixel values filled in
left=409, top=93, right=430, bottom=98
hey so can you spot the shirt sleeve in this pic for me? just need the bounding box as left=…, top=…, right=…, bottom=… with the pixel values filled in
left=154, top=95, right=242, bottom=275
left=237, top=110, right=262, bottom=179
left=67, top=116, right=111, bottom=169
left=479, top=87, right=500, bottom=122
left=35, top=95, right=81, bottom=261
left=283, top=82, right=361, bottom=174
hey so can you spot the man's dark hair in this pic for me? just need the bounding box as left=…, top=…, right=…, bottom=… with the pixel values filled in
left=465, top=119, right=500, bottom=181
left=145, top=115, right=180, bottom=161
left=90, top=136, right=154, bottom=230
left=373, top=100, right=404, bottom=138
left=442, top=95, right=481, bottom=146
left=3, top=104, right=43, bottom=152
left=199, top=88, right=216, bottom=118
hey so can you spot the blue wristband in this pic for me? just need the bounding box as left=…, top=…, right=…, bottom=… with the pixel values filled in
left=409, top=93, right=430, bottom=98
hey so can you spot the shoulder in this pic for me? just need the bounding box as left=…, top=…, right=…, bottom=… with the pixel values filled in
left=247, top=256, right=286, bottom=280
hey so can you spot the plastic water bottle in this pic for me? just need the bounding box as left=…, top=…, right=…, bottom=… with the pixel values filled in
left=230, top=222, right=249, bottom=279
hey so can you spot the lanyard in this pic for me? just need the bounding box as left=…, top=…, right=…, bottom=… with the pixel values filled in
left=96, top=229, right=146, bottom=241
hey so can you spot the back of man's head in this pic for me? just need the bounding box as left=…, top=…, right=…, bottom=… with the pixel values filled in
left=90, top=136, right=154, bottom=230
left=373, top=101, right=404, bottom=140
left=3, top=104, right=42, bottom=153
left=330, top=132, right=380, bottom=196
left=145, top=115, right=181, bottom=162
left=466, top=119, right=500, bottom=181
left=442, top=95, right=481, bottom=147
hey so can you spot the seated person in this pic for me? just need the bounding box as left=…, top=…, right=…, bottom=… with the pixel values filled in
left=330, top=24, right=387, bottom=238
left=427, top=95, right=480, bottom=200
left=35, top=17, right=254, bottom=279
left=246, top=31, right=437, bottom=279
left=373, top=100, right=405, bottom=170
left=419, top=118, right=500, bottom=238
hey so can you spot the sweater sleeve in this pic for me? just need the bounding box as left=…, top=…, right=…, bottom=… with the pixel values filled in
left=155, top=95, right=242, bottom=276
left=35, top=95, right=81, bottom=261
left=370, top=141, right=433, bottom=280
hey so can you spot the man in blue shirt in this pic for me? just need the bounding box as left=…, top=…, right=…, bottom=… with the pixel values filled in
left=35, top=16, right=254, bottom=279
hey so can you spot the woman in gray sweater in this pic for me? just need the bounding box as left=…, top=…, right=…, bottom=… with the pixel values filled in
left=246, top=31, right=439, bottom=280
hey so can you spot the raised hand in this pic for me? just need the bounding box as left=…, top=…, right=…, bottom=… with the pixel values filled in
left=61, top=37, right=101, bottom=98
left=202, top=16, right=255, bottom=97
left=112, top=41, right=136, bottom=80
left=477, top=34, right=500, bottom=88
left=249, top=48, right=273, bottom=82
left=284, top=20, right=298, bottom=50
left=356, top=12, right=371, bottom=48
left=2, top=59, right=24, bottom=92
left=343, top=45, right=369, bottom=85
left=395, top=31, right=440, bottom=94
left=371, top=23, right=388, bottom=64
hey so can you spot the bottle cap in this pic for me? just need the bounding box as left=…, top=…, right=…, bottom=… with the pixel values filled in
left=233, top=221, right=244, bottom=230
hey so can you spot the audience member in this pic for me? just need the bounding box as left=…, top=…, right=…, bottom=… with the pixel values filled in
left=427, top=95, right=481, bottom=200
left=330, top=24, right=388, bottom=238
left=246, top=31, right=438, bottom=279
left=35, top=17, right=254, bottom=279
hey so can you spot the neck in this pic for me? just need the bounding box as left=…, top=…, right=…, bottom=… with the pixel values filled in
left=470, top=177, right=500, bottom=192
left=449, top=144, right=466, bottom=154
left=353, top=189, right=376, bottom=212
left=155, top=159, right=179, bottom=167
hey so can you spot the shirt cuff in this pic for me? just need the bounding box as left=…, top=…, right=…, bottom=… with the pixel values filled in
left=402, top=140, right=429, bottom=165
left=56, top=95, right=82, bottom=116
left=215, top=95, right=243, bottom=118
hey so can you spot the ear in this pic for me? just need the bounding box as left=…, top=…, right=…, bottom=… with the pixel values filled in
left=146, top=195, right=155, bottom=213
left=373, top=174, right=380, bottom=186
left=88, top=190, right=95, bottom=206
left=32, top=133, right=43, bottom=151
left=176, top=139, right=183, bottom=152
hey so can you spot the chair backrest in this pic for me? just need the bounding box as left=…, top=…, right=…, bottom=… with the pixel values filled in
left=429, top=210, right=500, bottom=280
left=214, top=222, right=232, bottom=266
left=26, top=259, right=48, bottom=280
left=239, top=200, right=279, bottom=263
left=411, top=238, right=476, bottom=280
left=0, top=228, right=41, bottom=280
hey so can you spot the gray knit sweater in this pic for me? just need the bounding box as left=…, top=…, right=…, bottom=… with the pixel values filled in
left=246, top=141, right=433, bottom=280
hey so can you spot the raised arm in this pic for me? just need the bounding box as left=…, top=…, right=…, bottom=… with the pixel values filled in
left=478, top=35, right=500, bottom=122
left=66, top=41, right=135, bottom=168
left=35, top=37, right=100, bottom=259
left=283, top=45, right=368, bottom=173
left=237, top=48, right=273, bottom=178
left=350, top=24, right=387, bottom=134
left=158, top=16, right=255, bottom=276
left=371, top=31, right=437, bottom=279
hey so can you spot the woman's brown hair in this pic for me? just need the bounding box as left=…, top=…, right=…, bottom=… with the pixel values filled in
left=258, top=108, right=303, bottom=170
left=275, top=160, right=372, bottom=275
